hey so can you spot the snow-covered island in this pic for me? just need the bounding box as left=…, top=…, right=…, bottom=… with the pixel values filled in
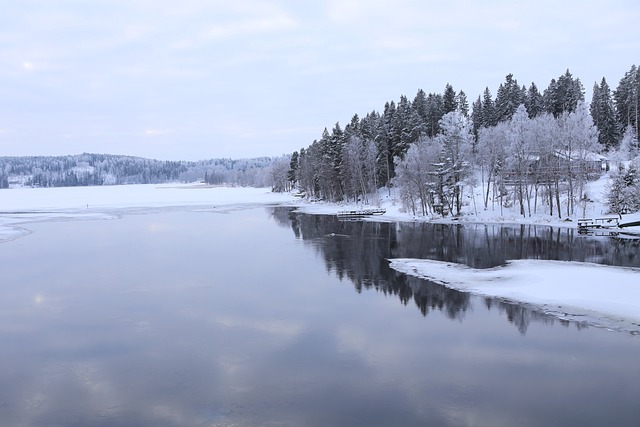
left=1, top=179, right=639, bottom=333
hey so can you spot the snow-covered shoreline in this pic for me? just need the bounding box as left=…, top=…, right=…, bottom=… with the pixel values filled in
left=1, top=182, right=639, bottom=333
left=389, top=258, right=640, bottom=334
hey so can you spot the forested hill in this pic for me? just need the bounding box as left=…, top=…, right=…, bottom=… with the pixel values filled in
left=0, top=153, right=290, bottom=189
left=288, top=65, right=640, bottom=217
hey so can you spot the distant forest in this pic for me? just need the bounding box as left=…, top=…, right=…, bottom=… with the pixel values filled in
left=0, top=153, right=290, bottom=190
left=287, top=65, right=640, bottom=217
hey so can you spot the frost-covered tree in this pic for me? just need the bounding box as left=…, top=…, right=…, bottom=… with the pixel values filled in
left=505, top=105, right=534, bottom=216
left=436, top=112, right=473, bottom=215
left=477, top=122, right=508, bottom=210
left=393, top=136, right=443, bottom=215
left=269, top=156, right=292, bottom=192
left=607, top=163, right=640, bottom=214
left=611, top=125, right=639, bottom=164
left=342, top=136, right=378, bottom=204
left=556, top=101, right=601, bottom=215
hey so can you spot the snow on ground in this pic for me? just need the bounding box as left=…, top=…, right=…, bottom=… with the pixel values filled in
left=0, top=183, right=298, bottom=242
left=292, top=173, right=640, bottom=234
left=0, top=183, right=295, bottom=211
left=388, top=258, right=640, bottom=333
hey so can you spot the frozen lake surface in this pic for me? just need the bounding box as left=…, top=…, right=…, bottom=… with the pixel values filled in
left=0, top=205, right=639, bottom=426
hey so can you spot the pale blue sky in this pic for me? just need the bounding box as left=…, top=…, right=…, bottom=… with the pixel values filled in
left=1, top=0, right=638, bottom=160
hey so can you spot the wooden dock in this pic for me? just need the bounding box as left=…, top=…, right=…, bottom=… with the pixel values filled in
left=577, top=216, right=619, bottom=230
left=336, top=209, right=386, bottom=220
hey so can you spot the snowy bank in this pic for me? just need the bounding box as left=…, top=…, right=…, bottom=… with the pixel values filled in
left=291, top=173, right=640, bottom=235
left=388, top=258, right=640, bottom=333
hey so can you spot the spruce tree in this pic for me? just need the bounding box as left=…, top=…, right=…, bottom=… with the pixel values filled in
left=613, top=65, right=640, bottom=140
left=457, top=90, right=469, bottom=117
left=481, top=87, right=496, bottom=127
left=495, top=73, right=524, bottom=122
left=590, top=77, right=620, bottom=151
left=524, top=82, right=544, bottom=118
left=443, top=84, right=458, bottom=114
left=470, top=95, right=483, bottom=145
left=543, top=69, right=584, bottom=117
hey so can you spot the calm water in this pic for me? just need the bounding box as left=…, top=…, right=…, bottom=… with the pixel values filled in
left=0, top=207, right=639, bottom=427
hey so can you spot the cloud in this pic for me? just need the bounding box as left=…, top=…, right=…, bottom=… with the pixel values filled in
left=143, top=129, right=171, bottom=137
left=170, top=13, right=299, bottom=50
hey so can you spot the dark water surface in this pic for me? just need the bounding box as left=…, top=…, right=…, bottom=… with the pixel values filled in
left=0, top=207, right=639, bottom=427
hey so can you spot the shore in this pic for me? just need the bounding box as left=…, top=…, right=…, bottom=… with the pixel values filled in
left=1, top=181, right=639, bottom=333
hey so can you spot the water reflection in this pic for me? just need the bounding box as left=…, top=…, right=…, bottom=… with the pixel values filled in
left=1, top=208, right=640, bottom=426
left=271, top=207, right=639, bottom=334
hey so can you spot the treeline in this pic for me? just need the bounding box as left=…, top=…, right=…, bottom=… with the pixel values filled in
left=0, top=153, right=288, bottom=189
left=288, top=66, right=640, bottom=217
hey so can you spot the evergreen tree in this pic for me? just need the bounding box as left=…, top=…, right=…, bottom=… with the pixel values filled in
left=413, top=89, right=428, bottom=121
left=590, top=77, right=620, bottom=151
left=481, top=87, right=496, bottom=127
left=287, top=151, right=299, bottom=187
left=456, top=90, right=469, bottom=117
left=425, top=93, right=444, bottom=137
left=524, top=82, right=544, bottom=118
left=613, top=65, right=640, bottom=140
left=495, top=73, right=525, bottom=122
left=543, top=69, right=584, bottom=117
left=470, top=95, right=483, bottom=145
left=443, top=84, right=458, bottom=114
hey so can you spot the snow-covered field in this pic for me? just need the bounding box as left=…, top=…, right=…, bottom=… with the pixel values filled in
left=1, top=180, right=639, bottom=333
left=0, top=183, right=298, bottom=242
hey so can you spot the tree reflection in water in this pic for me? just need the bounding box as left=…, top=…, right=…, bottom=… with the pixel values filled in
left=269, top=207, right=640, bottom=334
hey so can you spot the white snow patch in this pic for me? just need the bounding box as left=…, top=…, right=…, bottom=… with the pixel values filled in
left=388, top=258, right=640, bottom=333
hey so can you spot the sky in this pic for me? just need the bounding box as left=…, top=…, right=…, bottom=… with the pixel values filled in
left=1, top=0, right=639, bottom=161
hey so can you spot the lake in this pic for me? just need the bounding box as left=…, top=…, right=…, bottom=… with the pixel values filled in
left=0, top=206, right=639, bottom=426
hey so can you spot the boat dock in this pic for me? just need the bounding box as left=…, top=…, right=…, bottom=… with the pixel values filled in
left=577, top=216, right=619, bottom=230
left=336, top=208, right=386, bottom=220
